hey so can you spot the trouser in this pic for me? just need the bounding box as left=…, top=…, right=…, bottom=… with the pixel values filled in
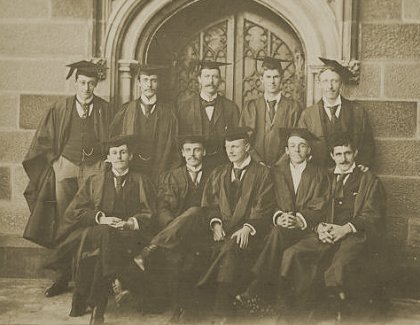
left=74, top=225, right=149, bottom=307
left=52, top=156, right=104, bottom=283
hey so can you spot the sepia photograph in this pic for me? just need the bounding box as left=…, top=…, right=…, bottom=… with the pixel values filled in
left=0, top=0, right=419, bottom=324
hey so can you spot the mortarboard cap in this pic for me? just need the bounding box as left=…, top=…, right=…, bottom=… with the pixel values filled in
left=319, top=57, right=353, bottom=82
left=137, top=64, right=169, bottom=77
left=177, top=135, right=206, bottom=146
left=106, top=135, right=137, bottom=151
left=256, top=56, right=290, bottom=74
left=66, top=60, right=106, bottom=80
left=198, top=60, right=231, bottom=71
left=280, top=128, right=318, bottom=143
left=224, top=127, right=253, bottom=142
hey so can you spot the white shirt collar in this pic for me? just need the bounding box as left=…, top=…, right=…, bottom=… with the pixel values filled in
left=289, top=160, right=307, bottom=172
left=112, top=168, right=129, bottom=177
left=186, top=164, right=202, bottom=173
left=334, top=162, right=356, bottom=175
left=75, top=95, right=94, bottom=118
left=264, top=92, right=282, bottom=103
left=200, top=91, right=218, bottom=102
left=233, top=154, right=251, bottom=169
left=323, top=95, right=342, bottom=119
left=140, top=94, right=157, bottom=116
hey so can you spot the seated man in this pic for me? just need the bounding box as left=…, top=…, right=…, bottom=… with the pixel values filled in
left=280, top=133, right=386, bottom=321
left=135, top=127, right=274, bottom=323
left=58, top=135, right=156, bottom=325
left=236, top=128, right=329, bottom=309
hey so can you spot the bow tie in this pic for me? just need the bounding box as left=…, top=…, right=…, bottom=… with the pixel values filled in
left=201, top=98, right=216, bottom=108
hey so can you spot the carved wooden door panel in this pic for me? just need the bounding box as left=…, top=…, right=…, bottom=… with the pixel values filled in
left=173, top=11, right=305, bottom=108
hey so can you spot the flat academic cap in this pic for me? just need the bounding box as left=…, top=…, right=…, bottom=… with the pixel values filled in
left=224, top=127, right=253, bottom=142
left=256, top=56, right=290, bottom=74
left=319, top=57, right=353, bottom=82
left=106, top=135, right=137, bottom=150
left=177, top=135, right=206, bottom=146
left=198, top=60, right=231, bottom=71
left=280, top=128, right=318, bottom=143
left=137, top=64, right=169, bottom=76
left=66, top=60, right=106, bottom=80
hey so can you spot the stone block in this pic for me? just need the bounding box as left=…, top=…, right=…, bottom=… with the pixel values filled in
left=0, top=202, right=30, bottom=235
left=381, top=176, right=420, bottom=216
left=384, top=63, right=420, bottom=99
left=0, top=0, right=49, bottom=18
left=360, top=100, right=417, bottom=138
left=361, top=24, right=420, bottom=59
left=375, top=139, right=420, bottom=177
left=387, top=215, right=408, bottom=244
left=0, top=131, right=34, bottom=163
left=20, top=95, right=67, bottom=130
left=342, top=63, right=381, bottom=99
left=12, top=165, right=29, bottom=203
left=403, top=0, right=420, bottom=20
left=0, top=23, right=88, bottom=56
left=0, top=94, right=18, bottom=129
left=0, top=60, right=66, bottom=93
left=408, top=218, right=420, bottom=247
left=360, top=0, right=402, bottom=21
left=51, top=0, right=91, bottom=18
left=0, top=167, right=11, bottom=200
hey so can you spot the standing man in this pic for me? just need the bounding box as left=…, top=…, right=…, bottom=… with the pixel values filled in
left=58, top=135, right=156, bottom=324
left=236, top=129, right=329, bottom=308
left=280, top=134, right=386, bottom=321
left=298, top=57, right=375, bottom=168
left=240, top=57, right=302, bottom=167
left=176, top=60, right=240, bottom=171
left=22, top=60, right=113, bottom=298
left=110, top=64, right=178, bottom=182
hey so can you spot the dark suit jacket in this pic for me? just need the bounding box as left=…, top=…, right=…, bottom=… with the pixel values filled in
left=157, top=165, right=210, bottom=229
left=298, top=97, right=375, bottom=167
left=240, top=96, right=301, bottom=166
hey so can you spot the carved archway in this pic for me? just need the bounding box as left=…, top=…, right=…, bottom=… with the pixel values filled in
left=99, top=0, right=358, bottom=106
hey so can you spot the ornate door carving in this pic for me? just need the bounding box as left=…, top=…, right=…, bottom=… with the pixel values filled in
left=172, top=11, right=305, bottom=108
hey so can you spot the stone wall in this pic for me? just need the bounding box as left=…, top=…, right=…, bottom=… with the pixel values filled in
left=0, top=0, right=419, bottom=273
left=342, top=0, right=420, bottom=265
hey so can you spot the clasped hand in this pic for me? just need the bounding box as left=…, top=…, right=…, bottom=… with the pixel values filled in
left=276, top=212, right=304, bottom=229
left=99, top=216, right=135, bottom=230
left=317, top=223, right=351, bottom=244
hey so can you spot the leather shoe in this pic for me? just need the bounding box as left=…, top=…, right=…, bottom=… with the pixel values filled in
left=133, top=244, right=157, bottom=271
left=44, top=282, right=68, bottom=298
left=89, top=299, right=107, bottom=325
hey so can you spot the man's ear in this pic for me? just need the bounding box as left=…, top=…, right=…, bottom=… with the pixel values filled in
left=354, top=149, right=358, bottom=158
left=128, top=153, right=133, bottom=161
left=330, top=152, right=335, bottom=160
left=285, top=147, right=290, bottom=156
left=245, top=142, right=251, bottom=152
left=202, top=148, right=207, bottom=157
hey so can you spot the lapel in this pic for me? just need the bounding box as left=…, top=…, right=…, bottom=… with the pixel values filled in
left=151, top=100, right=162, bottom=140
left=339, top=97, right=353, bottom=134
left=98, top=170, right=114, bottom=214
left=220, top=165, right=233, bottom=217
left=92, top=96, right=106, bottom=144
left=61, top=96, right=76, bottom=146
left=295, top=164, right=312, bottom=208
left=192, top=95, right=203, bottom=134
left=317, top=100, right=328, bottom=140
left=211, top=95, right=223, bottom=127
left=284, top=162, right=297, bottom=207
left=231, top=161, right=258, bottom=224
left=254, top=97, right=268, bottom=132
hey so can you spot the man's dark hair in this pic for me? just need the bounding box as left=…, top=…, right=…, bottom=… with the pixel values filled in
left=329, top=133, right=356, bottom=153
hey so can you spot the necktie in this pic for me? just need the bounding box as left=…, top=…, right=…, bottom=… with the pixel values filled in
left=188, top=169, right=201, bottom=186
left=201, top=99, right=216, bottom=108
left=233, top=167, right=244, bottom=181
left=115, top=176, right=124, bottom=195
left=335, top=173, right=346, bottom=199
left=82, top=103, right=89, bottom=119
left=143, top=104, right=153, bottom=118
left=328, top=105, right=339, bottom=125
left=267, top=100, right=276, bottom=122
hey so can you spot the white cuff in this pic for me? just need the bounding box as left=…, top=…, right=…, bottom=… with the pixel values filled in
left=95, top=211, right=105, bottom=224
left=296, top=212, right=307, bottom=230
left=347, top=222, right=357, bottom=233
left=210, top=218, right=222, bottom=229
left=130, top=217, right=140, bottom=230
left=244, top=223, right=256, bottom=236
left=272, top=210, right=284, bottom=226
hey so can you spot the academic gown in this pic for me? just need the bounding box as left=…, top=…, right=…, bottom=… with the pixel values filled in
left=175, top=93, right=240, bottom=170
left=239, top=96, right=301, bottom=166
left=58, top=168, right=156, bottom=307
left=280, top=168, right=387, bottom=303
left=298, top=97, right=375, bottom=168
left=250, top=159, right=329, bottom=285
left=110, top=99, right=179, bottom=182
left=197, top=160, right=274, bottom=287
left=22, top=96, right=112, bottom=248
